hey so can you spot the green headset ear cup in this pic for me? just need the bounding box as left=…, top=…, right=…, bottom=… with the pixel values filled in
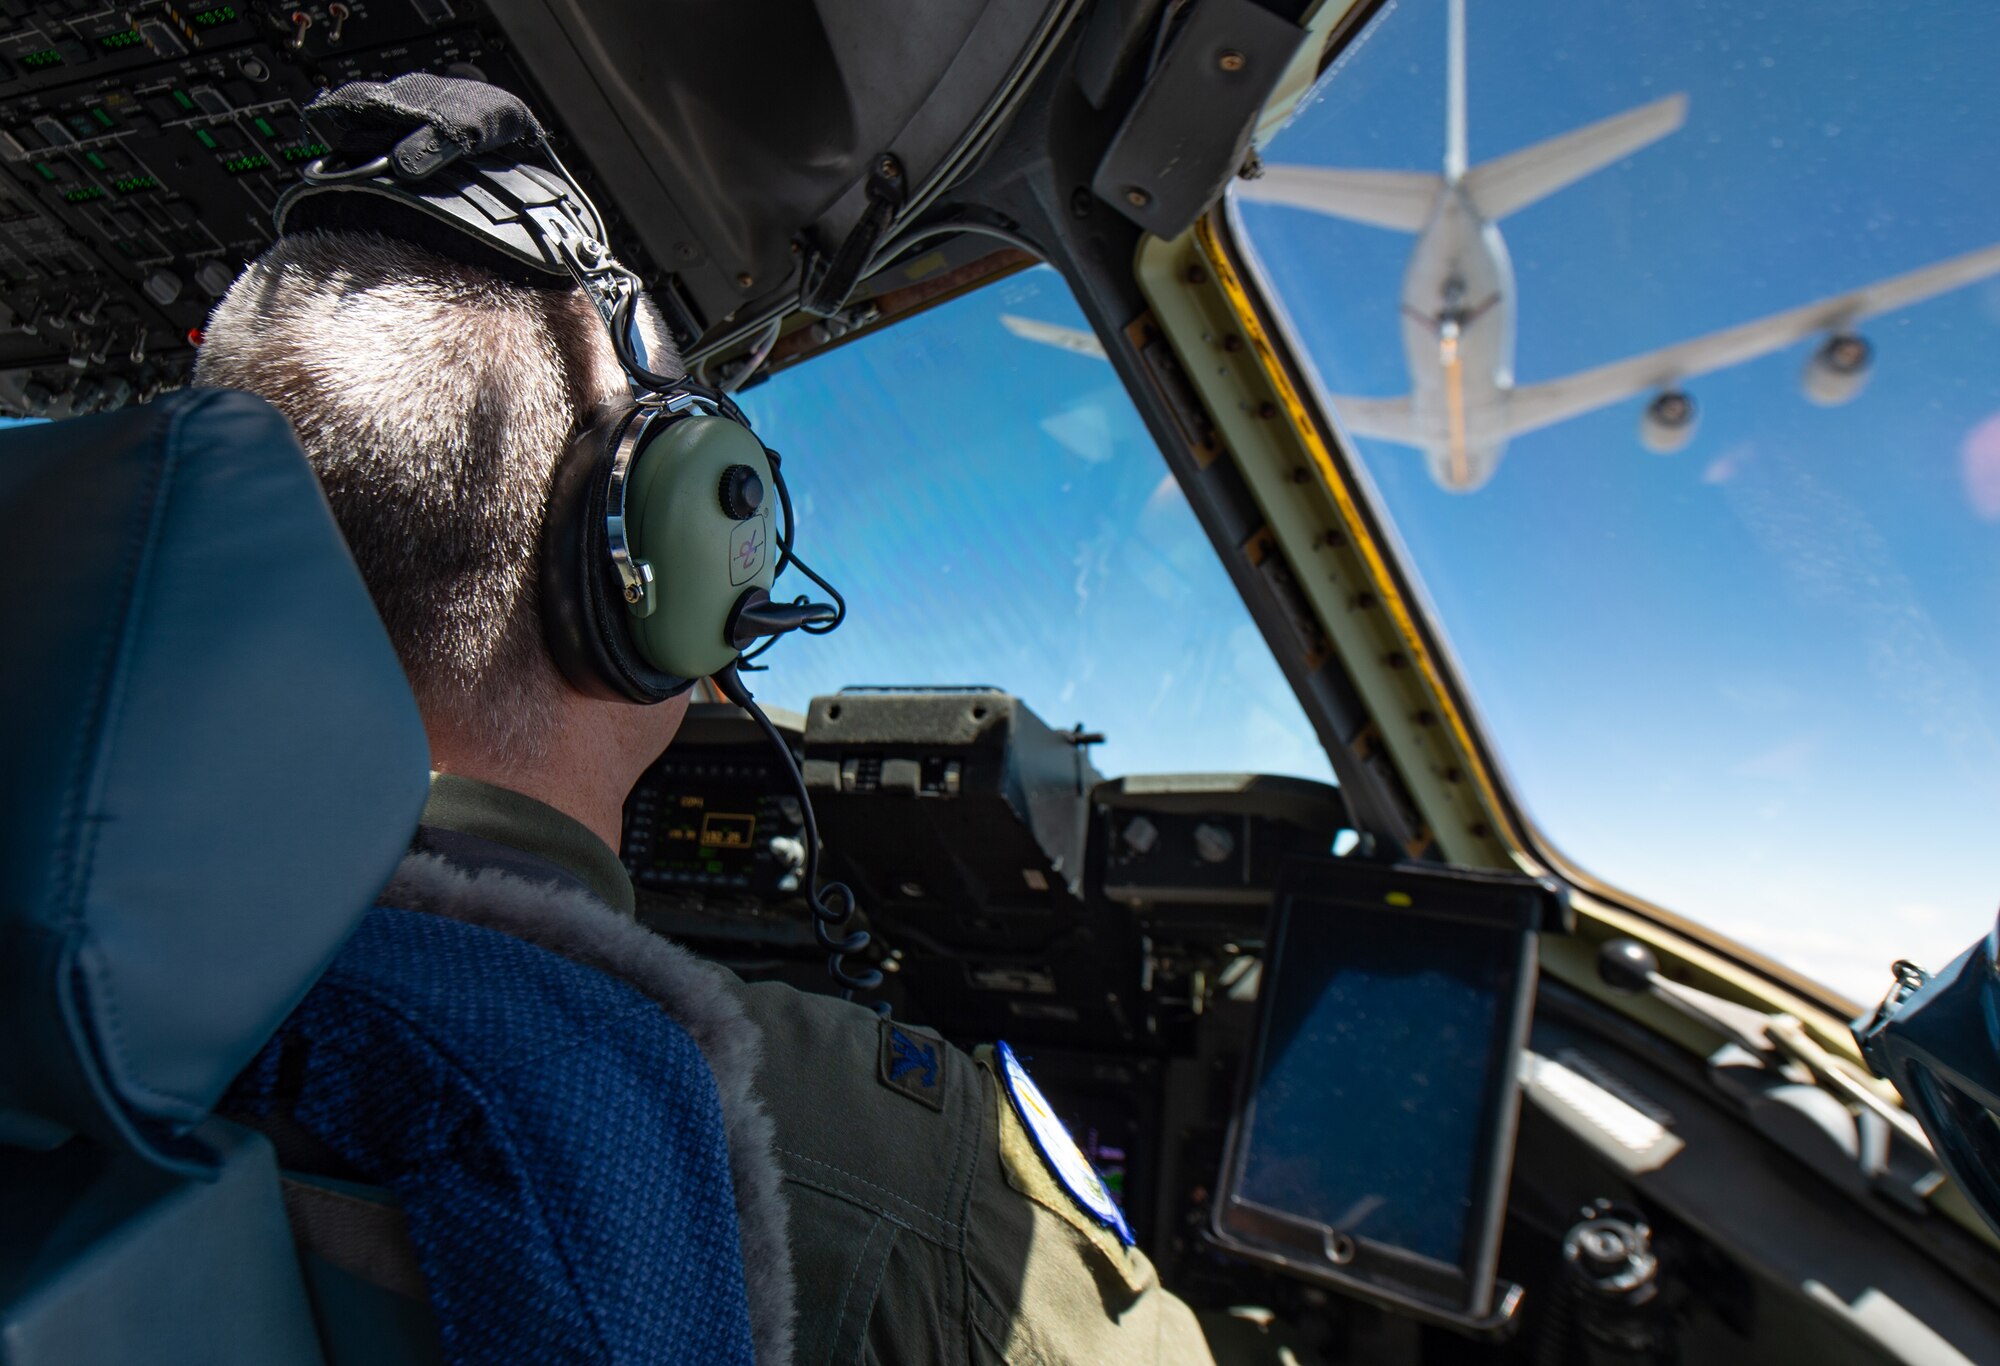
left=539, top=403, right=695, bottom=703
left=621, top=414, right=777, bottom=679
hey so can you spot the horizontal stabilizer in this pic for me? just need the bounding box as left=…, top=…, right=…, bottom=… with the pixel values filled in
left=1462, top=93, right=1687, bottom=221
left=999, top=314, right=1107, bottom=360
left=1236, top=166, right=1443, bottom=233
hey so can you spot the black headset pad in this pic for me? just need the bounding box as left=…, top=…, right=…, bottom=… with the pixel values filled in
left=540, top=403, right=694, bottom=704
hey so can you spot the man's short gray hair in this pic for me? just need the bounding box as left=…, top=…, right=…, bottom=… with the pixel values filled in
left=195, top=228, right=676, bottom=762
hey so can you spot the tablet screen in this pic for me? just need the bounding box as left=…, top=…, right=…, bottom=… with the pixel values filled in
left=1213, top=858, right=1545, bottom=1328
left=1236, top=902, right=1519, bottom=1266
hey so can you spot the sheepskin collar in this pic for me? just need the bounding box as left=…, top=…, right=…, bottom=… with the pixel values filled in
left=382, top=852, right=796, bottom=1366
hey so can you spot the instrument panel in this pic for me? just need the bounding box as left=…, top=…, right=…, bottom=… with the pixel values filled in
left=620, top=690, right=1348, bottom=1258
left=622, top=693, right=1351, bottom=1049
left=617, top=690, right=2000, bottom=1360
left=0, top=0, right=667, bottom=419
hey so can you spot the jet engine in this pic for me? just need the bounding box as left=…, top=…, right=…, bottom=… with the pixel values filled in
left=1802, top=333, right=1874, bottom=406
left=1639, top=390, right=1698, bottom=454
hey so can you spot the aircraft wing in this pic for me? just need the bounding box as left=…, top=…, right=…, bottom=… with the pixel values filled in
left=1235, top=167, right=1442, bottom=233
left=996, top=304, right=1425, bottom=450
left=1000, top=313, right=1107, bottom=360
left=1503, top=240, right=2000, bottom=439
left=1328, top=393, right=1420, bottom=447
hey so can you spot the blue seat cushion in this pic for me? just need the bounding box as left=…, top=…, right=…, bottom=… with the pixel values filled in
left=0, top=390, right=427, bottom=1169
left=226, top=906, right=755, bottom=1366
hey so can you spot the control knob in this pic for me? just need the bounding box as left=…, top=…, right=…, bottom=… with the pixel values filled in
left=1193, top=821, right=1236, bottom=865
left=194, top=260, right=236, bottom=298
left=1120, top=815, right=1159, bottom=857
left=718, top=464, right=765, bottom=521
left=768, top=834, right=805, bottom=873
left=142, top=270, right=183, bottom=306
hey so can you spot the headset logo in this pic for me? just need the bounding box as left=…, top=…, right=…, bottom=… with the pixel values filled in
left=728, top=517, right=767, bottom=586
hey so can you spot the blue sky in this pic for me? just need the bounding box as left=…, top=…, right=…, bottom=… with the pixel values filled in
left=739, top=268, right=1335, bottom=785
left=1237, top=0, right=2000, bottom=999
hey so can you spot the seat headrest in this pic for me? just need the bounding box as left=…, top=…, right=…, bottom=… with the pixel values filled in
left=0, top=390, right=430, bottom=1174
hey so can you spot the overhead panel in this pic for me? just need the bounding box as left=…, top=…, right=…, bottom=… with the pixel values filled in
left=0, top=0, right=584, bottom=417
left=0, top=0, right=1077, bottom=417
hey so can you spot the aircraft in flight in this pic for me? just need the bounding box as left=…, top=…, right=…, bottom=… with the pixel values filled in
left=1009, top=0, right=2000, bottom=493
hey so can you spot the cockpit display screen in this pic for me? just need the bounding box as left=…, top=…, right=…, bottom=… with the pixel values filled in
left=1212, top=857, right=1546, bottom=1330
left=622, top=753, right=804, bottom=896
left=650, top=795, right=763, bottom=883
left=699, top=812, right=758, bottom=851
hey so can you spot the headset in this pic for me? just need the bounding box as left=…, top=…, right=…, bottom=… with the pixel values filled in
left=274, top=74, right=881, bottom=1001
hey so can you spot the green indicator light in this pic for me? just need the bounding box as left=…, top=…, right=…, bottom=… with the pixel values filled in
left=90, top=107, right=114, bottom=127
left=172, top=89, right=194, bottom=110
left=99, top=31, right=142, bottom=50
left=253, top=116, right=274, bottom=137
left=85, top=151, right=105, bottom=169
left=113, top=175, right=156, bottom=193
left=63, top=186, right=104, bottom=203
left=33, top=162, right=54, bottom=181
left=192, top=4, right=237, bottom=24
left=21, top=49, right=64, bottom=70
left=195, top=128, right=216, bottom=148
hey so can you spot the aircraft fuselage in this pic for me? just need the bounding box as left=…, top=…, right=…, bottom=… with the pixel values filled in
left=1401, top=183, right=1517, bottom=492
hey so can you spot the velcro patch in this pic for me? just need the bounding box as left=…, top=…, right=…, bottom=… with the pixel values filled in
left=997, top=1041, right=1134, bottom=1246
left=878, top=1020, right=945, bottom=1111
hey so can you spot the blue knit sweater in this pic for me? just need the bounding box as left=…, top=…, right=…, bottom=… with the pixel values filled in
left=227, top=905, right=756, bottom=1365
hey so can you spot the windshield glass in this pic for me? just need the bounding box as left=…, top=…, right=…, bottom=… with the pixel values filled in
left=1235, top=0, right=2000, bottom=1000
left=736, top=266, right=1334, bottom=785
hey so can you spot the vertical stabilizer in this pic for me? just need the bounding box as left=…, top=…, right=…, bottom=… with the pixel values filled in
left=1444, top=0, right=1468, bottom=181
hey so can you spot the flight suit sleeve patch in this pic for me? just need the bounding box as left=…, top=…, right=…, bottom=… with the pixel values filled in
left=978, top=1049, right=1159, bottom=1301
left=877, top=1020, right=946, bottom=1111
left=995, top=1041, right=1136, bottom=1248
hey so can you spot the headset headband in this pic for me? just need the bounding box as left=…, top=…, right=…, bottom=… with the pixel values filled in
left=279, top=150, right=675, bottom=390
left=273, top=74, right=674, bottom=395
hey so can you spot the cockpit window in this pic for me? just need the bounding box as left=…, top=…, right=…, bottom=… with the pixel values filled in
left=1233, top=0, right=2000, bottom=1000
left=737, top=265, right=1334, bottom=785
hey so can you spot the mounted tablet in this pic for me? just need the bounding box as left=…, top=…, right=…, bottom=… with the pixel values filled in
left=1211, top=857, right=1565, bottom=1335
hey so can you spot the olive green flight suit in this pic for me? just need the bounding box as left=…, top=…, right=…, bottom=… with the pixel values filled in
left=722, top=975, right=1214, bottom=1365
left=422, top=774, right=1214, bottom=1364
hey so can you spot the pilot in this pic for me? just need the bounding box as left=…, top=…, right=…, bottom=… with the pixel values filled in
left=193, top=157, right=1215, bottom=1363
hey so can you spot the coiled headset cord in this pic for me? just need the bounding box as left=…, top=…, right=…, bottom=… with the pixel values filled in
left=610, top=261, right=872, bottom=1003
left=712, top=663, right=885, bottom=1011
